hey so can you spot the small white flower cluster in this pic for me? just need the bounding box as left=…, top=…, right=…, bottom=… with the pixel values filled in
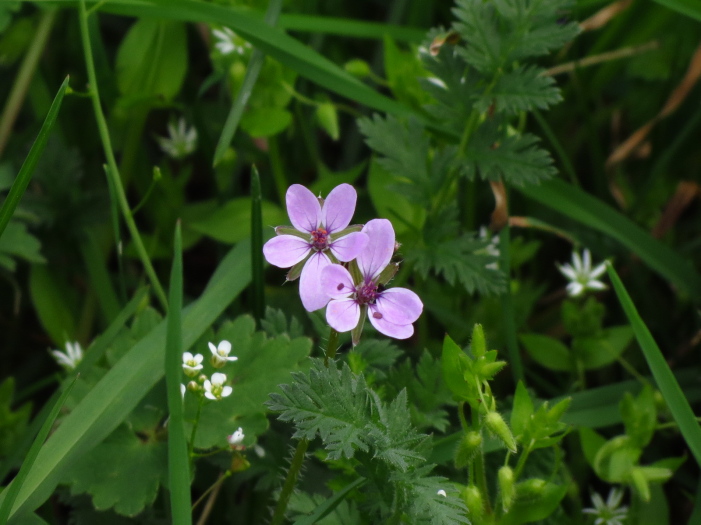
left=156, top=117, right=197, bottom=160
left=558, top=249, right=607, bottom=297
left=212, top=27, right=251, bottom=56
left=180, top=340, right=237, bottom=401
left=583, top=487, right=628, bottom=525
left=50, top=341, right=83, bottom=370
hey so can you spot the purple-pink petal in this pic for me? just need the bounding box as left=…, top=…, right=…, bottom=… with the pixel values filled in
left=367, top=307, right=414, bottom=339
left=321, top=183, right=356, bottom=233
left=263, top=235, right=311, bottom=268
left=299, top=252, right=332, bottom=311
left=374, top=288, right=423, bottom=325
left=321, top=264, right=355, bottom=300
left=357, top=219, right=395, bottom=280
left=286, top=184, right=321, bottom=233
left=326, top=298, right=361, bottom=332
left=329, top=231, right=368, bottom=262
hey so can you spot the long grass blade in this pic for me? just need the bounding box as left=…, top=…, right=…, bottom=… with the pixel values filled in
left=606, top=262, right=701, bottom=467
left=0, top=287, right=148, bottom=486
left=0, top=376, right=77, bottom=523
left=278, top=15, right=425, bottom=42
left=79, top=229, right=121, bottom=323
left=652, top=0, right=701, bottom=21
left=517, top=179, right=701, bottom=297
left=0, top=76, right=69, bottom=240
left=165, top=222, right=191, bottom=524
left=251, top=166, right=264, bottom=324
left=293, top=477, right=366, bottom=525
left=213, top=0, right=283, bottom=166
left=0, top=241, right=251, bottom=520
left=78, top=0, right=417, bottom=119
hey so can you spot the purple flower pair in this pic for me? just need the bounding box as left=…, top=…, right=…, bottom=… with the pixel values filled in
left=263, top=184, right=422, bottom=343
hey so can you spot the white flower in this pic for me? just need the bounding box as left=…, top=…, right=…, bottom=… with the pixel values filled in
left=209, top=340, right=238, bottom=369
left=203, top=372, right=232, bottom=400
left=182, top=352, right=204, bottom=377
left=478, top=226, right=500, bottom=270
left=437, top=489, right=447, bottom=497
left=583, top=487, right=628, bottom=525
left=156, top=117, right=197, bottom=159
left=558, top=249, right=607, bottom=297
left=227, top=427, right=245, bottom=450
left=50, top=341, right=83, bottom=370
left=212, top=27, right=251, bottom=56
left=253, top=444, right=265, bottom=458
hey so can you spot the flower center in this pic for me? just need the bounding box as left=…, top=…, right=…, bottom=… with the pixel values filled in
left=310, top=228, right=329, bottom=251
left=356, top=282, right=378, bottom=305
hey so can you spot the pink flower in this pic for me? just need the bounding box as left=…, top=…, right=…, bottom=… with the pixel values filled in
left=320, top=219, right=423, bottom=344
left=263, top=184, right=368, bottom=311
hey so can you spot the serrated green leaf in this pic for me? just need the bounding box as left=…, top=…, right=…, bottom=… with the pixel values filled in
left=483, top=66, right=561, bottom=114
left=66, top=426, right=167, bottom=517
left=463, top=129, right=556, bottom=186
left=519, top=334, right=572, bottom=372
left=185, top=315, right=312, bottom=449
left=367, top=159, right=426, bottom=235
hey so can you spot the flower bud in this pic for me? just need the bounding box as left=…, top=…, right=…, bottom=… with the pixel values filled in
left=484, top=411, right=517, bottom=453
left=462, top=485, right=484, bottom=520
left=498, top=466, right=515, bottom=511
left=186, top=381, right=200, bottom=393
left=516, top=478, right=546, bottom=501
left=471, top=324, right=486, bottom=358
left=455, top=430, right=482, bottom=468
left=210, top=354, right=227, bottom=369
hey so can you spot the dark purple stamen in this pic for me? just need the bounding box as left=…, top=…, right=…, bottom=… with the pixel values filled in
left=372, top=312, right=383, bottom=319
left=310, top=228, right=328, bottom=251
left=356, top=282, right=378, bottom=305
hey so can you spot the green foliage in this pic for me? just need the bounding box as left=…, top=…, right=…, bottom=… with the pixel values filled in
left=268, top=359, right=468, bottom=522
left=0, top=378, right=31, bottom=459
left=65, top=426, right=167, bottom=517
left=186, top=315, right=312, bottom=449
left=386, top=350, right=455, bottom=432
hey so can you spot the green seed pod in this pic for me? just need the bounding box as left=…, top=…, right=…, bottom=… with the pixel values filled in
left=498, top=466, right=515, bottom=511
left=454, top=430, right=483, bottom=468
left=462, top=485, right=484, bottom=521
left=516, top=478, right=546, bottom=502
left=484, top=411, right=517, bottom=453
left=471, top=324, right=487, bottom=358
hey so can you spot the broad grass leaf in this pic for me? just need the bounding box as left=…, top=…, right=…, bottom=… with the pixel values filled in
left=519, top=334, right=572, bottom=372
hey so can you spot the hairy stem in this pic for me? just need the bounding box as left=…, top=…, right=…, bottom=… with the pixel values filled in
left=77, top=0, right=168, bottom=310
left=269, top=437, right=309, bottom=525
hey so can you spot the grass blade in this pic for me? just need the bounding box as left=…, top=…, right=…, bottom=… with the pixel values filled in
left=212, top=0, right=283, bottom=166
left=293, top=477, right=366, bottom=525
left=278, top=15, right=425, bottom=42
left=0, top=376, right=77, bottom=523
left=79, top=0, right=417, bottom=119
left=0, top=76, right=69, bottom=239
left=517, top=179, right=701, bottom=297
left=251, top=166, right=264, bottom=323
left=0, top=287, right=148, bottom=487
left=79, top=229, right=122, bottom=323
left=165, top=222, right=191, bottom=524
left=0, top=241, right=251, bottom=520
left=606, top=262, right=701, bottom=467
left=652, top=0, right=701, bottom=21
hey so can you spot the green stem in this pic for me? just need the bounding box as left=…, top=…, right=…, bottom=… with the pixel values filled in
left=471, top=407, right=491, bottom=515
left=0, top=8, right=57, bottom=159
left=271, top=329, right=338, bottom=523
left=268, top=136, right=287, bottom=205
left=499, top=223, right=524, bottom=384
left=188, top=398, right=203, bottom=458
left=324, top=328, right=339, bottom=366
left=269, top=437, right=309, bottom=525
left=512, top=442, right=532, bottom=480
left=77, top=0, right=168, bottom=311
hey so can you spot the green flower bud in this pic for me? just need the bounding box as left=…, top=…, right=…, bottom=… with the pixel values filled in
left=471, top=324, right=487, bottom=358
left=498, top=466, right=515, bottom=511
left=455, top=430, right=483, bottom=468
left=462, top=485, right=484, bottom=521
left=344, top=58, right=371, bottom=78
left=484, top=411, right=517, bottom=453
left=516, top=478, right=546, bottom=501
